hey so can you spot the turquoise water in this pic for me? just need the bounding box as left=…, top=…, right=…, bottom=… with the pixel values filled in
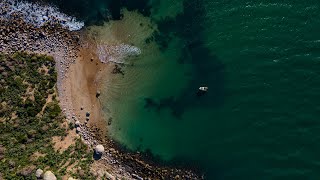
left=48, top=0, right=320, bottom=179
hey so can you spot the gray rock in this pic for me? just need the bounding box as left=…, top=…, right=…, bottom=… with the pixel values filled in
left=76, top=127, right=81, bottom=133
left=95, top=144, right=105, bottom=155
left=132, top=174, right=143, bottom=180
left=75, top=120, right=80, bottom=127
left=96, top=91, right=101, bottom=98
left=35, top=169, right=43, bottom=178
left=43, top=171, right=57, bottom=180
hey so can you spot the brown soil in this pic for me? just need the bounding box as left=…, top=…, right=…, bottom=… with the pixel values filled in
left=52, top=129, right=78, bottom=152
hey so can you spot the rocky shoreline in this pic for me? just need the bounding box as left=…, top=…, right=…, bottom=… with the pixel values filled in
left=0, top=4, right=203, bottom=179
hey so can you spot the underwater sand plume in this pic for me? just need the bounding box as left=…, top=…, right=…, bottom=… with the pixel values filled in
left=97, top=43, right=141, bottom=64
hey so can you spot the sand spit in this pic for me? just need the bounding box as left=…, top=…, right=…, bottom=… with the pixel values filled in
left=0, top=3, right=203, bottom=179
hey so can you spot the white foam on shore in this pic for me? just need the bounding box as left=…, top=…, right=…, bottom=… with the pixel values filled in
left=97, top=43, right=141, bottom=64
left=0, top=0, right=84, bottom=31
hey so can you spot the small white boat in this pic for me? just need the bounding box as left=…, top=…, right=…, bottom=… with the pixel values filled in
left=199, top=86, right=208, bottom=91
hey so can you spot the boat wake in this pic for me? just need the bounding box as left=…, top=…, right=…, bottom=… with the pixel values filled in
left=0, top=0, right=84, bottom=31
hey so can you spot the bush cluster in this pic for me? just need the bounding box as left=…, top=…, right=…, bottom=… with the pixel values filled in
left=0, top=53, right=94, bottom=179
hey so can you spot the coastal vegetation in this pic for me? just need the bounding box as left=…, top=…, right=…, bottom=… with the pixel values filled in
left=0, top=52, right=93, bottom=179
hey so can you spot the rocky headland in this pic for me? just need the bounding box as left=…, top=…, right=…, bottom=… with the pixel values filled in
left=0, top=1, right=203, bottom=179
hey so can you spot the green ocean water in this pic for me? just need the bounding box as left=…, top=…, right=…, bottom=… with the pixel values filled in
left=45, top=0, right=320, bottom=179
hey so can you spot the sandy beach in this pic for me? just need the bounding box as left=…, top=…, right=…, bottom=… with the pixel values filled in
left=60, top=41, right=109, bottom=141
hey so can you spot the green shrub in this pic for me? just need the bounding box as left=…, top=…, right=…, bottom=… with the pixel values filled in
left=0, top=52, right=94, bottom=179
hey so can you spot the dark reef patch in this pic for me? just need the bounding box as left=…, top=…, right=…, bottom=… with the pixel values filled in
left=144, top=0, right=226, bottom=118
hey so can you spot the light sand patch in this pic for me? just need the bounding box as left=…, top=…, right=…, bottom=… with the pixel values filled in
left=52, top=130, right=78, bottom=152
left=38, top=93, right=54, bottom=116
left=10, top=111, right=17, bottom=120
left=30, top=151, right=46, bottom=161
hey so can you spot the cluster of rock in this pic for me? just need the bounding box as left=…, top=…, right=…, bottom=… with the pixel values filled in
left=35, top=169, right=56, bottom=180
left=35, top=169, right=78, bottom=180
left=0, top=14, right=80, bottom=76
left=0, top=0, right=84, bottom=31
left=74, top=113, right=99, bottom=147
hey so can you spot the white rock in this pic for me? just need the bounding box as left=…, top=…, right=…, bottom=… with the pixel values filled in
left=75, top=120, right=80, bottom=126
left=43, top=171, right=56, bottom=180
left=68, top=177, right=77, bottom=180
left=95, top=144, right=105, bottom=155
left=35, top=168, right=43, bottom=178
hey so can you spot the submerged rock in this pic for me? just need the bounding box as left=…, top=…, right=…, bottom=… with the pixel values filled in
left=43, top=171, right=56, bottom=180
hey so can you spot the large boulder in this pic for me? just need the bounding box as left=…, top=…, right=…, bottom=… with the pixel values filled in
left=96, top=91, right=101, bottom=98
left=75, top=120, right=80, bottom=127
left=43, top=171, right=57, bottom=180
left=35, top=169, right=43, bottom=178
left=93, top=144, right=105, bottom=160
left=76, top=127, right=81, bottom=133
left=95, top=144, right=104, bottom=155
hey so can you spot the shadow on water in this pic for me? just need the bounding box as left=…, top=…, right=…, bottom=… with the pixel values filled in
left=144, top=0, right=226, bottom=118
